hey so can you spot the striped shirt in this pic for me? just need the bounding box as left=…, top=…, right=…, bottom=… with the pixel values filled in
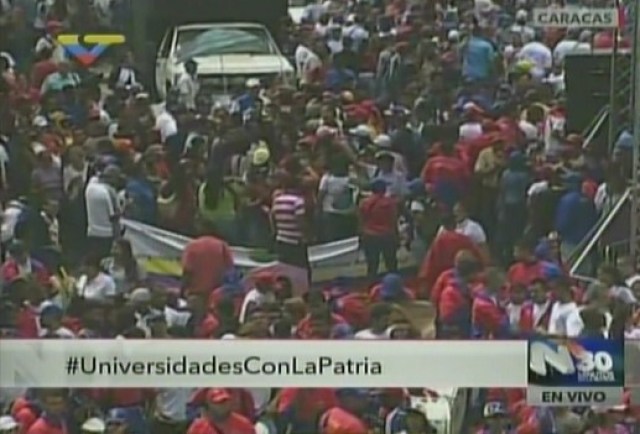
left=272, top=193, right=305, bottom=245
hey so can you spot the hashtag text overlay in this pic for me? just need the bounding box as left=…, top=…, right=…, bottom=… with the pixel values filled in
left=65, top=355, right=384, bottom=377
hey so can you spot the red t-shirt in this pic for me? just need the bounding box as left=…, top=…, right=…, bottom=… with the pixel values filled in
left=507, top=261, right=544, bottom=288
left=209, top=287, right=244, bottom=317
left=17, top=305, right=39, bottom=338
left=182, top=237, right=234, bottom=295
left=187, top=414, right=255, bottom=434
left=278, top=388, right=338, bottom=424
left=26, top=418, right=68, bottom=434
left=320, top=407, right=369, bottom=434
left=358, top=194, right=398, bottom=236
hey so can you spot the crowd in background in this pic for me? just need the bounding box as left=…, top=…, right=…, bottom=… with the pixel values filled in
left=0, top=0, right=639, bottom=432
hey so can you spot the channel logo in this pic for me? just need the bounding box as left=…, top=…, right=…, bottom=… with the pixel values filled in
left=527, top=338, right=624, bottom=407
left=528, top=338, right=623, bottom=387
left=57, top=34, right=125, bottom=66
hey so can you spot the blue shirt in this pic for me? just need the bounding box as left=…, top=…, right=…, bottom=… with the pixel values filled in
left=462, top=36, right=496, bottom=81
left=126, top=178, right=157, bottom=225
left=324, top=67, right=356, bottom=92
left=231, top=93, right=256, bottom=115
left=499, top=170, right=530, bottom=206
left=554, top=190, right=597, bottom=245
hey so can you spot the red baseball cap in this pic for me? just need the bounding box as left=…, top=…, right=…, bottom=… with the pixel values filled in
left=206, top=388, right=231, bottom=404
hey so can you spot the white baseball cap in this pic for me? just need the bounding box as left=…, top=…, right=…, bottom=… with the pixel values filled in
left=81, top=417, right=106, bottom=433
left=516, top=9, right=528, bottom=21
left=246, top=78, right=261, bottom=88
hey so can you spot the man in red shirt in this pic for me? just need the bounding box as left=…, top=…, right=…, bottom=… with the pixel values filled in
left=421, top=137, right=471, bottom=209
left=181, top=235, right=234, bottom=296
left=418, top=214, right=484, bottom=298
left=30, top=47, right=58, bottom=91
left=507, top=239, right=546, bottom=289
left=26, top=389, right=68, bottom=434
left=358, top=179, right=398, bottom=279
left=187, top=388, right=255, bottom=434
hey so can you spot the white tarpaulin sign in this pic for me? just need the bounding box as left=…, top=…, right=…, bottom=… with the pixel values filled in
left=122, top=219, right=416, bottom=290
left=532, top=8, right=619, bottom=28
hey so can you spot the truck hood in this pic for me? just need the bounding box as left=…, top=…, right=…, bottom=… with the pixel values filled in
left=173, top=54, right=293, bottom=75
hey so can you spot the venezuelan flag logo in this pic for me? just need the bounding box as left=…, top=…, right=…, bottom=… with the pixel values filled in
left=57, top=34, right=126, bottom=66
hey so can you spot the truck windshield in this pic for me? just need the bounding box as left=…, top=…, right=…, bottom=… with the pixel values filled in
left=176, top=27, right=276, bottom=61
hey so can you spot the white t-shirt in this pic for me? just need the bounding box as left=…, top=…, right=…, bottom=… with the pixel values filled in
left=318, top=174, right=355, bottom=214
left=518, top=41, right=552, bottom=79
left=294, top=44, right=322, bottom=84
left=154, top=388, right=194, bottom=422
left=509, top=24, right=535, bottom=44
left=547, top=301, right=579, bottom=336
left=239, top=289, right=275, bottom=324
left=594, top=183, right=609, bottom=213
left=165, top=305, right=191, bottom=328
left=438, top=218, right=487, bottom=244
left=459, top=122, right=483, bottom=141
left=77, top=272, right=117, bottom=302
left=543, top=112, right=565, bottom=157
left=565, top=307, right=612, bottom=337
left=528, top=180, right=548, bottom=198
left=519, top=119, right=539, bottom=142
left=176, top=73, right=200, bottom=110
left=155, top=109, right=178, bottom=143
left=553, top=40, right=591, bottom=65
left=85, top=178, right=117, bottom=238
left=354, top=328, right=389, bottom=339
left=39, top=326, right=75, bottom=338
left=302, top=3, right=326, bottom=22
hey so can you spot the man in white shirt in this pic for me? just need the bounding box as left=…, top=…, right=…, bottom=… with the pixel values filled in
left=34, top=22, right=67, bottom=64
left=155, top=105, right=178, bottom=143
left=301, top=0, right=326, bottom=22
left=343, top=14, right=369, bottom=52
left=517, top=35, right=553, bottom=80
left=547, top=283, right=579, bottom=336
left=509, top=10, right=535, bottom=44
left=553, top=29, right=592, bottom=66
left=152, top=388, right=194, bottom=432
left=543, top=106, right=566, bottom=157
left=85, top=165, right=122, bottom=260
left=451, top=202, right=488, bottom=250
left=175, top=59, right=200, bottom=111
left=294, top=40, right=322, bottom=85
left=355, top=303, right=392, bottom=339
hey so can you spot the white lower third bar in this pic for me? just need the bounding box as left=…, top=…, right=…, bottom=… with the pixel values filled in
left=527, top=387, right=623, bottom=407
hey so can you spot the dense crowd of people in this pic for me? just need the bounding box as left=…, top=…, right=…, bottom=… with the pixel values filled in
left=0, top=0, right=639, bottom=432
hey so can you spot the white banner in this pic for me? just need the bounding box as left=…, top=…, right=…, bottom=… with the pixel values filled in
left=122, top=219, right=416, bottom=288
left=532, top=7, right=619, bottom=28
left=0, top=340, right=527, bottom=388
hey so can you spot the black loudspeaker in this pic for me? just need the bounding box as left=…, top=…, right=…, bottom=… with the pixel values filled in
left=564, top=52, right=631, bottom=141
